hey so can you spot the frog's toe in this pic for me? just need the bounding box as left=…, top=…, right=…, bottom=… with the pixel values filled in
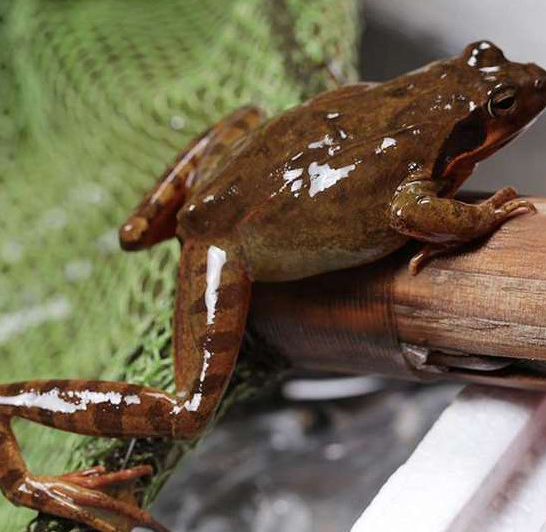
left=408, top=249, right=428, bottom=275
left=495, top=198, right=537, bottom=221
left=408, top=243, right=461, bottom=275
left=487, top=186, right=519, bottom=208
left=408, top=245, right=437, bottom=275
left=59, top=464, right=153, bottom=489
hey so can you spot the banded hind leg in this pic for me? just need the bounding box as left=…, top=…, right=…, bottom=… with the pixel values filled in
left=119, top=105, right=265, bottom=250
left=0, top=238, right=252, bottom=532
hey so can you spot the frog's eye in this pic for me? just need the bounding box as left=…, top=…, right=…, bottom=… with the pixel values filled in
left=487, top=86, right=517, bottom=117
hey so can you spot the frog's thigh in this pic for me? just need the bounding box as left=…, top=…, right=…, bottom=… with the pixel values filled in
left=119, top=106, right=265, bottom=251
left=172, top=237, right=252, bottom=433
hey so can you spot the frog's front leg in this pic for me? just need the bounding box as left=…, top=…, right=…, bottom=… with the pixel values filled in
left=390, top=177, right=537, bottom=274
left=0, top=239, right=251, bottom=532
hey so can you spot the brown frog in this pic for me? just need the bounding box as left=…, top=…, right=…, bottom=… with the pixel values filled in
left=1, top=41, right=545, bottom=532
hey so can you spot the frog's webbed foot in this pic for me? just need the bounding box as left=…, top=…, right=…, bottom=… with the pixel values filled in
left=9, top=470, right=169, bottom=532
left=485, top=186, right=537, bottom=220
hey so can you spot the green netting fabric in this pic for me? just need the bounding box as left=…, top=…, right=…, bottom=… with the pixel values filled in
left=0, top=0, right=360, bottom=529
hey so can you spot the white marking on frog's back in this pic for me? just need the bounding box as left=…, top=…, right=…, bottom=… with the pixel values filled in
left=375, top=137, right=397, bottom=155
left=308, top=160, right=359, bottom=198
left=282, top=168, right=304, bottom=183
left=308, top=134, right=336, bottom=149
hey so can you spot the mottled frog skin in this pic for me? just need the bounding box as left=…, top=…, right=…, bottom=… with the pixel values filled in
left=1, top=42, right=545, bottom=532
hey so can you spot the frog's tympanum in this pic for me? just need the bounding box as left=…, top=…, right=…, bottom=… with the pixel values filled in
left=1, top=42, right=546, bottom=531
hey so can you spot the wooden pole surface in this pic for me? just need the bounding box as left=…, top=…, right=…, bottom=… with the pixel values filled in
left=248, top=196, right=546, bottom=389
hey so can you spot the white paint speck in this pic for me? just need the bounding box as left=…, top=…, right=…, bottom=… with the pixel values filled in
left=469, top=101, right=477, bottom=112
left=199, top=350, right=212, bottom=383
left=203, top=195, right=215, bottom=203
left=176, top=348, right=213, bottom=413
left=0, top=388, right=141, bottom=413
left=308, top=134, right=335, bottom=149
left=339, top=129, right=348, bottom=140
left=0, top=389, right=78, bottom=413
left=291, top=151, right=303, bottom=161
left=308, top=161, right=357, bottom=198
left=205, top=245, right=227, bottom=326
left=182, top=393, right=202, bottom=412
left=467, top=47, right=480, bottom=67
left=327, top=112, right=340, bottom=119
left=124, top=395, right=141, bottom=405
left=291, top=179, right=303, bottom=193
left=480, top=66, right=500, bottom=73
left=283, top=168, right=304, bottom=183
left=375, top=137, right=397, bottom=155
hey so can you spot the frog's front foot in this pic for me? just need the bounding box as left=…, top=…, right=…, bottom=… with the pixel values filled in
left=485, top=186, right=537, bottom=221
left=407, top=189, right=537, bottom=275
left=7, top=467, right=169, bottom=532
left=392, top=180, right=538, bottom=275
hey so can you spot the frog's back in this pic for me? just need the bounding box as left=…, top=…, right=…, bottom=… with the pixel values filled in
left=182, top=82, right=421, bottom=232
left=180, top=79, right=449, bottom=280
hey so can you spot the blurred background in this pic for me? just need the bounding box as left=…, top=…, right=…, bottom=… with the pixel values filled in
left=1, top=1, right=545, bottom=531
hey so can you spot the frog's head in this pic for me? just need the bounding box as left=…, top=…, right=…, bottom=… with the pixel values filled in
left=427, top=41, right=546, bottom=190
left=455, top=41, right=546, bottom=157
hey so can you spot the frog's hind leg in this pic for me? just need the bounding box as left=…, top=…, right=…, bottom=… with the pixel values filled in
left=0, top=239, right=251, bottom=532
left=171, top=238, right=252, bottom=428
left=119, top=106, right=265, bottom=251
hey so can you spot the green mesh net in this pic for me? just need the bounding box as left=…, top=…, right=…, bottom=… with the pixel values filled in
left=0, top=0, right=360, bottom=529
